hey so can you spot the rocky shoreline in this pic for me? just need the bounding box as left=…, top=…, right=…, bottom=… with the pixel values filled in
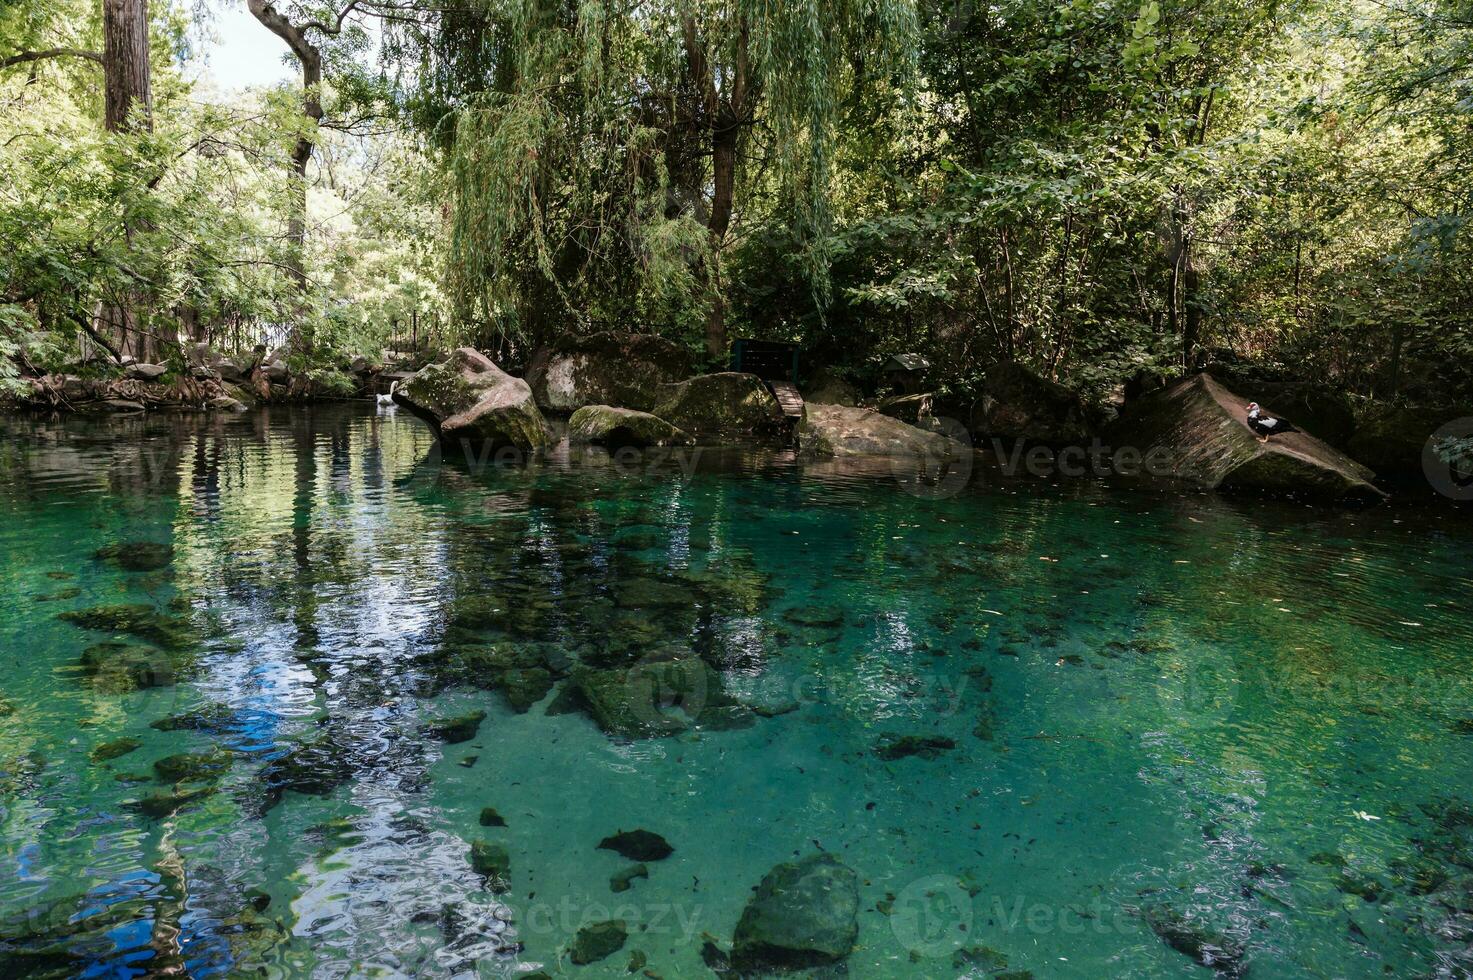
left=11, top=332, right=1468, bottom=503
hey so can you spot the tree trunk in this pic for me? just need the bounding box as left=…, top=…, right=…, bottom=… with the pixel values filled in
left=704, top=119, right=738, bottom=359
left=103, top=0, right=151, bottom=132
left=681, top=14, right=754, bottom=362
left=101, top=0, right=155, bottom=362
left=247, top=0, right=326, bottom=350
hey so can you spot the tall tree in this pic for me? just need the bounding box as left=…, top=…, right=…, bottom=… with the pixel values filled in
left=101, top=0, right=155, bottom=361
left=434, top=0, right=916, bottom=359
left=247, top=0, right=325, bottom=347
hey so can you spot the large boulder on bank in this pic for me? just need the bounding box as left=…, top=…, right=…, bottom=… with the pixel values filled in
left=803, top=367, right=861, bottom=407
left=876, top=393, right=935, bottom=425
left=393, top=347, right=549, bottom=452
left=975, top=361, right=1091, bottom=443
left=652, top=373, right=785, bottom=442
left=1107, top=373, right=1384, bottom=501
left=568, top=405, right=693, bottom=448
left=187, top=342, right=253, bottom=382
left=732, top=853, right=859, bottom=972
left=525, top=332, right=694, bottom=413
left=799, top=404, right=965, bottom=458
left=1346, top=404, right=1466, bottom=477
left=125, top=363, right=168, bottom=382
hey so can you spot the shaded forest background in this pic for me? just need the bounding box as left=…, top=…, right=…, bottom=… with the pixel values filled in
left=2, top=0, right=1470, bottom=406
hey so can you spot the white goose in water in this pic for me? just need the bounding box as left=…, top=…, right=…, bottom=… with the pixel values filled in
left=376, top=380, right=398, bottom=407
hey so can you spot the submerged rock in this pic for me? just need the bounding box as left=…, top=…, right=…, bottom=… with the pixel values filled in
left=61, top=604, right=194, bottom=649
left=127, top=784, right=215, bottom=819
left=526, top=332, right=694, bottom=412
left=393, top=347, right=549, bottom=454
left=567, top=405, right=693, bottom=448
left=1141, top=904, right=1245, bottom=978
left=154, top=750, right=231, bottom=784
left=732, top=853, right=859, bottom=972
left=1106, top=373, right=1384, bottom=501
left=150, top=704, right=233, bottom=733
left=569, top=919, right=627, bottom=965
left=874, top=734, right=956, bottom=761
left=479, top=807, right=507, bottom=827
left=422, top=710, right=486, bottom=744
left=571, top=658, right=720, bottom=739
left=798, top=403, right=967, bottom=459
left=597, top=829, right=674, bottom=862
left=470, top=839, right=512, bottom=893
left=90, top=738, right=142, bottom=763
left=94, top=541, right=174, bottom=572
left=651, top=372, right=785, bottom=442
left=257, top=737, right=355, bottom=811
left=78, top=641, right=185, bottom=692
left=610, top=863, right=649, bottom=893
left=498, top=667, right=554, bottom=713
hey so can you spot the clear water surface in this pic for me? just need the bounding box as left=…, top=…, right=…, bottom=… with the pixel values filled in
left=1, top=404, right=1471, bottom=979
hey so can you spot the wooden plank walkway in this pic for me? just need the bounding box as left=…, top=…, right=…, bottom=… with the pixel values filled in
left=767, top=380, right=805, bottom=418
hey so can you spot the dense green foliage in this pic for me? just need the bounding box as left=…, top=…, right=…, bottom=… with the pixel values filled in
left=2, top=0, right=1469, bottom=402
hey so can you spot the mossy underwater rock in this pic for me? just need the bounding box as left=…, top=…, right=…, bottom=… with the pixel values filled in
left=567, top=405, right=693, bottom=448
left=569, top=919, right=628, bottom=965
left=610, top=863, right=649, bottom=892
left=597, top=829, right=674, bottom=862
left=421, top=710, right=486, bottom=744
left=732, top=853, right=860, bottom=972
left=1106, top=373, right=1385, bottom=502
left=874, top=733, right=956, bottom=761
left=79, top=641, right=189, bottom=692
left=651, top=372, right=785, bottom=442
left=90, top=738, right=142, bottom=763
left=470, top=839, right=512, bottom=893
left=1140, top=904, right=1245, bottom=978
left=526, top=331, right=694, bottom=413
left=393, top=347, right=549, bottom=454
left=94, top=541, right=174, bottom=572
left=570, top=658, right=723, bottom=739
left=61, top=604, right=195, bottom=649
left=154, top=750, right=231, bottom=784
left=799, top=403, right=965, bottom=458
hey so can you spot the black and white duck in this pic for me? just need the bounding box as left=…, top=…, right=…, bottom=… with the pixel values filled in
left=1246, top=401, right=1297, bottom=442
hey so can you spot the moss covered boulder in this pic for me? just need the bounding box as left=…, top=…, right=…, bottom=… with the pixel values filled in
left=732, top=853, right=860, bottom=972
left=94, top=541, right=174, bottom=572
left=569, top=656, right=724, bottom=739
left=1106, top=374, right=1385, bottom=501
left=61, top=604, right=194, bottom=649
left=525, top=332, right=694, bottom=412
left=79, top=641, right=188, bottom=692
left=651, top=372, right=785, bottom=442
left=569, top=919, right=627, bottom=965
left=799, top=404, right=966, bottom=459
left=1346, top=403, right=1466, bottom=477
left=568, top=405, right=693, bottom=448
left=975, top=361, right=1091, bottom=443
left=393, top=347, right=549, bottom=453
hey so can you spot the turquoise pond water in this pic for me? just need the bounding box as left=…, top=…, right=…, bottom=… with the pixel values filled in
left=2, top=403, right=1472, bottom=979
